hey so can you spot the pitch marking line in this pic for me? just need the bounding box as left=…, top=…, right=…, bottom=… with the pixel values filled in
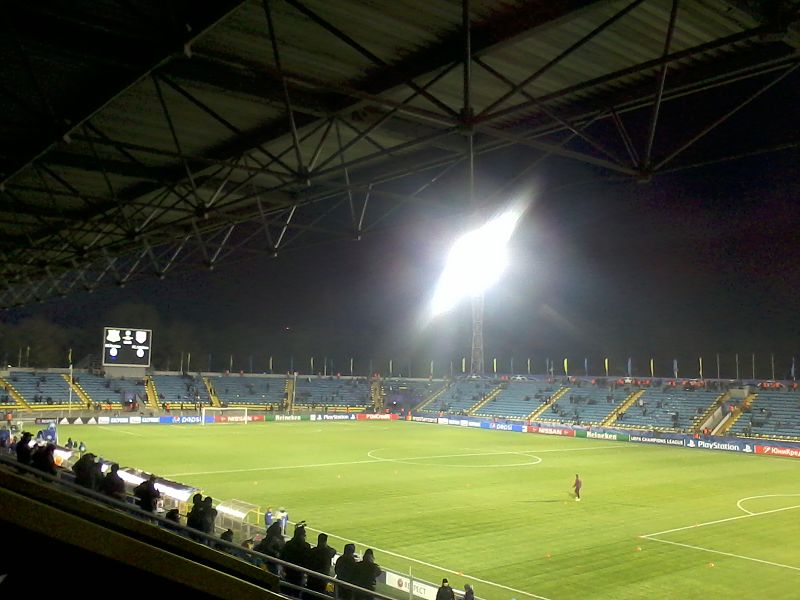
left=642, top=502, right=800, bottom=573
left=643, top=537, right=800, bottom=573
left=165, top=444, right=624, bottom=477
left=104, top=428, right=143, bottom=437
left=298, top=523, right=554, bottom=600
left=367, top=449, right=542, bottom=468
left=736, top=493, right=800, bottom=515
left=641, top=503, right=800, bottom=538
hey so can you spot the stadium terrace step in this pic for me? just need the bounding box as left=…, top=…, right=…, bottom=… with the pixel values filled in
left=144, top=375, right=160, bottom=410
left=718, top=391, right=758, bottom=435
left=692, top=391, right=728, bottom=433
left=467, top=384, right=503, bottom=415
left=0, top=461, right=281, bottom=600
left=0, top=377, right=30, bottom=409
left=285, top=377, right=294, bottom=411
left=203, top=376, right=222, bottom=407
left=414, top=383, right=449, bottom=412
left=63, top=374, right=93, bottom=408
left=526, top=386, right=569, bottom=421
left=601, top=389, right=644, bottom=427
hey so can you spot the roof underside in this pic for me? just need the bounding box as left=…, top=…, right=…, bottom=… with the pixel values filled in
left=0, top=0, right=798, bottom=305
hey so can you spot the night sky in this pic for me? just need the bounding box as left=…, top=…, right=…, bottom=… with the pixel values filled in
left=4, top=147, right=798, bottom=378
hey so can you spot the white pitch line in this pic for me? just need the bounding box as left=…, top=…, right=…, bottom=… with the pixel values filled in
left=641, top=503, right=800, bottom=538
left=299, top=524, right=554, bottom=600
left=165, top=444, right=625, bottom=477
left=736, top=494, right=800, bottom=515
left=644, top=537, right=800, bottom=573
left=105, top=428, right=143, bottom=437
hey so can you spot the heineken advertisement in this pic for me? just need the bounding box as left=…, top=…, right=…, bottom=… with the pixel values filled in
left=575, top=430, right=630, bottom=442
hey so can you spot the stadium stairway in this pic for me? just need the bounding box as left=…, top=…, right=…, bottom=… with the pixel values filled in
left=415, top=383, right=449, bottom=412
left=0, top=376, right=30, bottom=409
left=63, top=374, right=93, bottom=408
left=0, top=460, right=281, bottom=599
left=371, top=378, right=383, bottom=410
left=716, top=391, right=757, bottom=435
left=467, top=384, right=503, bottom=415
left=203, top=376, right=222, bottom=407
left=526, top=386, right=569, bottom=420
left=144, top=375, right=160, bottom=410
left=600, top=389, right=644, bottom=426
left=692, top=391, right=729, bottom=433
left=285, top=377, right=294, bottom=410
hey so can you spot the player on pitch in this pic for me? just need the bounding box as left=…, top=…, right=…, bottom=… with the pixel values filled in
left=573, top=474, right=582, bottom=501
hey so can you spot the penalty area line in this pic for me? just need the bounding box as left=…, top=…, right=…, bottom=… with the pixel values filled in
left=641, top=503, right=800, bottom=538
left=643, top=536, right=800, bottom=572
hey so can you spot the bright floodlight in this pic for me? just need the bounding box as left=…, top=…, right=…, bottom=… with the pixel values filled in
left=431, top=206, right=524, bottom=315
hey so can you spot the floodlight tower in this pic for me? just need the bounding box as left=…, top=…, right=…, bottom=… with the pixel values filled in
left=470, top=295, right=484, bottom=374
left=463, top=0, right=484, bottom=376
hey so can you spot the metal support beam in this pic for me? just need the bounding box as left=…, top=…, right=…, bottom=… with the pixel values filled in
left=654, top=63, right=800, bottom=171
left=478, top=0, right=646, bottom=117
left=643, top=0, right=680, bottom=170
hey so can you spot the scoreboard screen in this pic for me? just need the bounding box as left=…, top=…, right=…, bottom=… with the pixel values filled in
left=102, top=327, right=152, bottom=367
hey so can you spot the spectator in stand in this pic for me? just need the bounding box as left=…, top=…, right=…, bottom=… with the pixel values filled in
left=463, top=584, right=474, bottom=600
left=220, top=529, right=234, bottom=543
left=352, top=549, right=381, bottom=600
left=186, top=493, right=205, bottom=531
left=307, top=532, right=337, bottom=596
left=202, top=496, right=218, bottom=535
left=436, top=579, right=455, bottom=600
left=31, top=443, right=57, bottom=476
left=165, top=509, right=181, bottom=524
left=16, top=432, right=33, bottom=466
left=72, top=453, right=98, bottom=489
left=255, top=521, right=285, bottom=576
left=335, top=543, right=358, bottom=600
left=280, top=522, right=311, bottom=596
left=133, top=474, right=161, bottom=513
left=101, top=463, right=126, bottom=500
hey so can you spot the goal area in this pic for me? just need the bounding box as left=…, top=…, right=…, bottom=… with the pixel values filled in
left=201, top=406, right=248, bottom=425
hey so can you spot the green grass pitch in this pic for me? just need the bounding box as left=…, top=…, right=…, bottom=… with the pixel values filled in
left=58, top=421, right=800, bottom=600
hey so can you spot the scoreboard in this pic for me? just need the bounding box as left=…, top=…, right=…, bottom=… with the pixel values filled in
left=102, top=327, right=152, bottom=367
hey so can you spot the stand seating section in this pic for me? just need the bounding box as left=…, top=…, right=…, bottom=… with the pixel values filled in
left=382, top=379, right=446, bottom=405
left=420, top=380, right=496, bottom=414
left=7, top=371, right=76, bottom=405
left=294, top=377, right=370, bottom=407
left=535, top=385, right=624, bottom=424
left=153, top=375, right=205, bottom=406
left=76, top=373, right=145, bottom=406
left=207, top=375, right=286, bottom=406
left=614, top=388, right=720, bottom=430
left=475, top=382, right=561, bottom=419
left=730, top=390, right=800, bottom=439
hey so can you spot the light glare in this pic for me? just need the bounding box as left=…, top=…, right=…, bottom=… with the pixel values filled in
left=431, top=206, right=523, bottom=315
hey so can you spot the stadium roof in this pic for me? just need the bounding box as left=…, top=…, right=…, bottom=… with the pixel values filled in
left=1, top=0, right=798, bottom=307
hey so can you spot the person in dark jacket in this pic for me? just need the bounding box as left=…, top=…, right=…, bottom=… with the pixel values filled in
left=201, top=496, right=218, bottom=534
left=72, top=453, right=97, bottom=489
left=335, top=543, right=358, bottom=600
left=133, top=473, right=160, bottom=512
left=280, top=522, right=311, bottom=596
left=16, top=431, right=33, bottom=466
left=101, top=463, right=126, bottom=500
left=463, top=584, right=474, bottom=600
left=436, top=579, right=455, bottom=600
left=31, top=443, right=57, bottom=476
left=255, top=521, right=285, bottom=576
left=352, top=549, right=381, bottom=600
left=307, top=532, right=337, bottom=596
